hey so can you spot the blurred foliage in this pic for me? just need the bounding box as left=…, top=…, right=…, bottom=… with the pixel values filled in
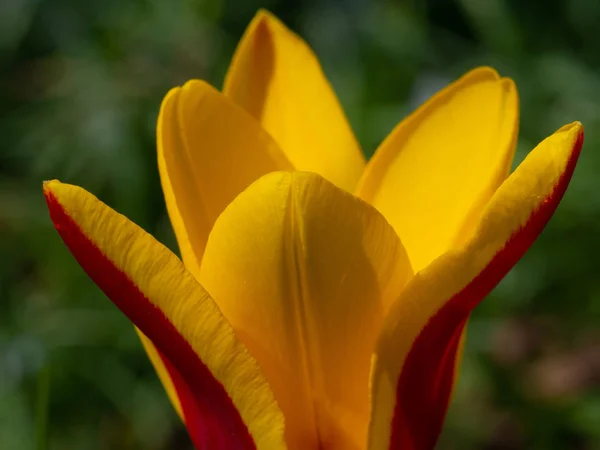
left=1, top=0, right=599, bottom=449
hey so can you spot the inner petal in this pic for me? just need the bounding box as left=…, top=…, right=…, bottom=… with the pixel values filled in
left=199, top=171, right=412, bottom=450
left=357, top=68, right=518, bottom=272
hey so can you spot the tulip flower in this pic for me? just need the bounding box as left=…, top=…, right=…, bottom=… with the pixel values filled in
left=44, top=9, right=583, bottom=450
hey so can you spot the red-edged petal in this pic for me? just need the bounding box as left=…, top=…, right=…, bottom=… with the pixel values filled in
left=368, top=122, right=583, bottom=450
left=44, top=181, right=286, bottom=450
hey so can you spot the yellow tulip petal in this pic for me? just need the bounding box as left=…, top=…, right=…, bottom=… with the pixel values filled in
left=157, top=80, right=293, bottom=277
left=199, top=171, right=413, bottom=450
left=368, top=122, right=583, bottom=450
left=358, top=67, right=519, bottom=272
left=44, top=180, right=286, bottom=450
left=154, top=81, right=291, bottom=414
left=223, top=10, right=365, bottom=192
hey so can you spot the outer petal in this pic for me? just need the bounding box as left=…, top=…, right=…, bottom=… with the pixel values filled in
left=43, top=181, right=286, bottom=450
left=357, top=67, right=519, bottom=272
left=368, top=122, right=583, bottom=450
left=199, top=172, right=413, bottom=450
left=154, top=80, right=292, bottom=422
left=136, top=329, right=184, bottom=419
left=158, top=80, right=292, bottom=276
left=223, top=10, right=365, bottom=192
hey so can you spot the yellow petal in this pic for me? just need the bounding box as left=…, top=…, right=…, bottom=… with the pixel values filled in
left=157, top=80, right=292, bottom=277
left=155, top=81, right=291, bottom=416
left=368, top=122, right=583, bottom=450
left=199, top=171, right=413, bottom=450
left=44, top=180, right=286, bottom=450
left=223, top=10, right=365, bottom=192
left=358, top=67, right=519, bottom=272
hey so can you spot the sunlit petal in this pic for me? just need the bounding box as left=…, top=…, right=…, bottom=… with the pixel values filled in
left=158, top=80, right=292, bottom=276
left=224, top=10, right=365, bottom=192
left=44, top=180, right=287, bottom=450
left=200, top=171, right=412, bottom=449
left=368, top=122, right=583, bottom=450
left=358, top=67, right=519, bottom=272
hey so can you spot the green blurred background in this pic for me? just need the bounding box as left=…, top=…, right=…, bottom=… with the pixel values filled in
left=1, top=0, right=599, bottom=448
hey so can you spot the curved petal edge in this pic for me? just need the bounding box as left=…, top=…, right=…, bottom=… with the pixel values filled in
left=135, top=328, right=184, bottom=420
left=158, top=81, right=292, bottom=277
left=368, top=122, right=583, bottom=450
left=43, top=181, right=286, bottom=450
left=223, top=9, right=365, bottom=192
left=200, top=170, right=413, bottom=450
left=358, top=67, right=519, bottom=272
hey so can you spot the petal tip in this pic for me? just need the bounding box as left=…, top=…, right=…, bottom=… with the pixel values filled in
left=573, top=121, right=584, bottom=153
left=163, top=86, right=181, bottom=101
left=469, top=65, right=501, bottom=81
left=42, top=179, right=62, bottom=197
left=181, top=78, right=211, bottom=93
left=465, top=67, right=518, bottom=89
left=250, top=8, right=290, bottom=39
left=557, top=121, right=584, bottom=157
left=500, top=76, right=517, bottom=92
left=254, top=8, right=279, bottom=25
left=563, top=120, right=584, bottom=134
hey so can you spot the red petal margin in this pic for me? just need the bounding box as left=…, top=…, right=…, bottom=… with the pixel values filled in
left=44, top=191, right=256, bottom=450
left=390, top=131, right=584, bottom=450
